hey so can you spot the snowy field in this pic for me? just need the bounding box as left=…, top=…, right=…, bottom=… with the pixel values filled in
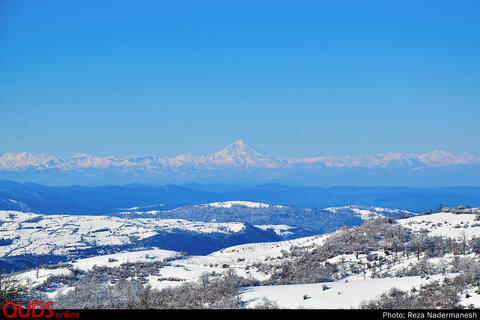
left=241, top=275, right=445, bottom=309
left=399, top=211, right=480, bottom=239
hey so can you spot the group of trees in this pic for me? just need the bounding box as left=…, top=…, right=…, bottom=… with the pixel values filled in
left=54, top=269, right=247, bottom=309
left=254, top=216, right=480, bottom=292
left=125, top=204, right=367, bottom=235
left=423, top=205, right=480, bottom=217
left=360, top=279, right=461, bottom=309
left=254, top=217, right=411, bottom=285
left=362, top=260, right=480, bottom=310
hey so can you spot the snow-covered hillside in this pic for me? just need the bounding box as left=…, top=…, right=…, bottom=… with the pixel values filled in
left=14, top=239, right=449, bottom=308
left=7, top=206, right=480, bottom=309
left=398, top=210, right=480, bottom=238
left=0, top=203, right=412, bottom=270
left=125, top=202, right=414, bottom=236
left=0, top=210, right=297, bottom=270
left=324, top=205, right=414, bottom=220
left=206, top=201, right=279, bottom=209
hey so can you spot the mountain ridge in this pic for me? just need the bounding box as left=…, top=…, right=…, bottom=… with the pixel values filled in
left=1, top=140, right=479, bottom=171
left=2, top=141, right=480, bottom=186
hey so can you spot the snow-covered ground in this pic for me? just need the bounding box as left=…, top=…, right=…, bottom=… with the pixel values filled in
left=399, top=211, right=480, bottom=239
left=9, top=208, right=480, bottom=309
left=0, top=210, right=291, bottom=257
left=241, top=275, right=445, bottom=309
left=16, top=248, right=180, bottom=298
left=324, top=205, right=414, bottom=220
left=70, top=249, right=179, bottom=271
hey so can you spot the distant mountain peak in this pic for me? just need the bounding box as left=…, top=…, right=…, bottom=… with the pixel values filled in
left=209, top=140, right=274, bottom=167
left=218, top=140, right=261, bottom=156
left=232, top=139, right=247, bottom=147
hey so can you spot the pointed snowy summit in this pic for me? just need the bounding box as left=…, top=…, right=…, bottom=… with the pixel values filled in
left=207, top=140, right=283, bottom=168
left=218, top=140, right=262, bottom=157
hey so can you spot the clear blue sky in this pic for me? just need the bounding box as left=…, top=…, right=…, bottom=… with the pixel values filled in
left=1, top=0, right=479, bottom=158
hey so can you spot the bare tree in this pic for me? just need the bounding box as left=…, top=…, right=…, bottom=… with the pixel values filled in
left=0, top=271, right=28, bottom=305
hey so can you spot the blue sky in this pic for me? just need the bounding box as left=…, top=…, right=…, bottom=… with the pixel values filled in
left=0, top=0, right=479, bottom=158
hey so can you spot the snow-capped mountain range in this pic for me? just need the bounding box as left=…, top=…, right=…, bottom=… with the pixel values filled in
left=1, top=140, right=480, bottom=186
left=1, top=140, right=479, bottom=171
